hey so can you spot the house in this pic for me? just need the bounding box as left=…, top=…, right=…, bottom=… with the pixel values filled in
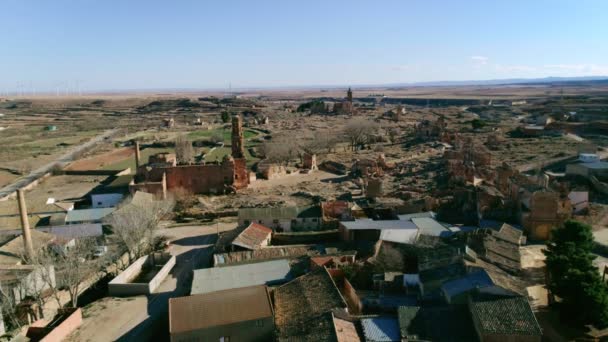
left=566, top=161, right=608, bottom=179
left=191, top=259, right=292, bottom=295
left=579, top=153, right=600, bottom=163
left=339, top=212, right=450, bottom=242
left=237, top=206, right=322, bottom=232
left=398, top=305, right=477, bottom=341
left=310, top=254, right=356, bottom=270
left=64, top=207, right=115, bottom=225
left=333, top=314, right=361, bottom=342
left=568, top=191, right=589, bottom=214
left=231, top=223, right=272, bottom=251
left=468, top=294, right=542, bottom=342
left=339, top=219, right=417, bottom=242
left=213, top=245, right=319, bottom=266
left=273, top=268, right=348, bottom=340
left=169, top=285, right=274, bottom=342
left=0, top=265, right=56, bottom=307
left=418, top=262, right=466, bottom=297
left=523, top=191, right=572, bottom=240
left=0, top=230, right=56, bottom=265
left=90, top=174, right=133, bottom=208
left=441, top=269, right=495, bottom=304
left=361, top=317, right=401, bottom=342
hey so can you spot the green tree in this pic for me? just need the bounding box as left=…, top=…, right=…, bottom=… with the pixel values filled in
left=470, top=119, right=486, bottom=130
left=544, top=220, right=608, bottom=327
left=221, top=110, right=231, bottom=123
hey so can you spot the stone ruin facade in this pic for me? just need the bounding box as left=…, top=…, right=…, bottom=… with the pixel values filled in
left=415, top=116, right=447, bottom=140
left=163, top=117, right=175, bottom=128
left=444, top=137, right=493, bottom=184
left=333, top=88, right=355, bottom=115
left=131, top=115, right=249, bottom=195
left=351, top=154, right=392, bottom=178
left=303, top=153, right=318, bottom=171
left=523, top=191, right=572, bottom=240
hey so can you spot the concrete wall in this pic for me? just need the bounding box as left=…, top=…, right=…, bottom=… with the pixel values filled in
left=27, top=308, right=82, bottom=342
left=171, top=317, right=274, bottom=342
left=108, top=253, right=176, bottom=296
left=91, top=193, right=123, bottom=208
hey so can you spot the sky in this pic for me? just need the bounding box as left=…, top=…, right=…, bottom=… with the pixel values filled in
left=1, top=0, right=608, bottom=92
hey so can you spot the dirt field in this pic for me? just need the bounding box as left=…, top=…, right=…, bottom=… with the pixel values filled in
left=0, top=171, right=17, bottom=188
left=66, top=147, right=135, bottom=171
left=0, top=174, right=110, bottom=229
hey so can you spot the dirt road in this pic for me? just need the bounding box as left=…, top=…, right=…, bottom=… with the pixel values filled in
left=68, top=223, right=236, bottom=342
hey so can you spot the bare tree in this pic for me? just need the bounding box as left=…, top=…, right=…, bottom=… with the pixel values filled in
left=343, top=118, right=378, bottom=151
left=55, top=238, right=100, bottom=307
left=260, top=136, right=300, bottom=165
left=386, top=127, right=400, bottom=144
left=301, top=130, right=339, bottom=155
left=175, top=135, right=194, bottom=165
left=104, top=197, right=174, bottom=262
left=0, top=282, right=22, bottom=330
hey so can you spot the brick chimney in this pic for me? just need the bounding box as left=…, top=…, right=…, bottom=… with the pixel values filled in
left=134, top=141, right=141, bottom=169
left=17, top=190, right=34, bottom=261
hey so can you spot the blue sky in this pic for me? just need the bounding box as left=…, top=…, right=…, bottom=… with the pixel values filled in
left=1, top=0, right=607, bottom=92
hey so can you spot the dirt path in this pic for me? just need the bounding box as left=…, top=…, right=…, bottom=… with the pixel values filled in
left=0, top=129, right=118, bottom=200
left=67, top=223, right=236, bottom=342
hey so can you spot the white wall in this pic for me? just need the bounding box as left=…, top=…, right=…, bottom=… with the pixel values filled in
left=91, top=193, right=123, bottom=208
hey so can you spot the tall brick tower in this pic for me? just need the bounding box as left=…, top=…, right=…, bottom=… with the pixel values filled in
left=347, top=87, right=353, bottom=103
left=231, top=114, right=245, bottom=159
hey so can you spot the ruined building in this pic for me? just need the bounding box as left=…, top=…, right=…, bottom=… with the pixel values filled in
left=523, top=191, right=572, bottom=241
left=444, top=138, right=493, bottom=184
left=415, top=116, right=447, bottom=140
left=334, top=88, right=355, bottom=115
left=131, top=115, right=249, bottom=196
left=231, top=115, right=245, bottom=159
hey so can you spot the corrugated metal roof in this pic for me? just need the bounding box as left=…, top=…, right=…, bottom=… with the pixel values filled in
left=379, top=229, right=418, bottom=244
left=411, top=217, right=451, bottom=237
left=441, top=270, right=494, bottom=298
left=169, top=285, right=273, bottom=334
left=191, top=259, right=291, bottom=295
left=65, top=208, right=115, bottom=223
left=42, top=224, right=103, bottom=238
left=361, top=317, right=400, bottom=342
left=397, top=211, right=435, bottom=220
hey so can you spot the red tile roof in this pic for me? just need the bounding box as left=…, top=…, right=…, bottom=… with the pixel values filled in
left=232, top=222, right=273, bottom=250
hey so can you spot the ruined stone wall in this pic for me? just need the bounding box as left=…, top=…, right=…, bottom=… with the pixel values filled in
left=233, top=158, right=249, bottom=189
left=163, top=164, right=234, bottom=194
left=303, top=153, right=318, bottom=170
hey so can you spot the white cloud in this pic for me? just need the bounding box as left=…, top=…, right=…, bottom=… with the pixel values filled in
left=391, top=65, right=413, bottom=71
left=471, top=56, right=489, bottom=65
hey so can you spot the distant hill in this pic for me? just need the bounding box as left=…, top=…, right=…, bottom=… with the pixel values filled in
left=383, top=76, right=608, bottom=88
